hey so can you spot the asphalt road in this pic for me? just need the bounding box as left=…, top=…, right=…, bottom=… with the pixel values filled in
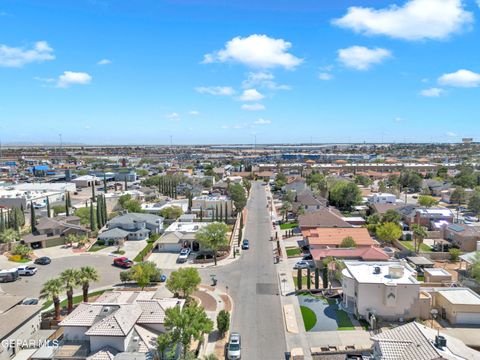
left=200, top=181, right=287, bottom=359
left=0, top=255, right=123, bottom=298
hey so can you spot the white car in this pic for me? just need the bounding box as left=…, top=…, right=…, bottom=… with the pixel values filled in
left=465, top=216, right=479, bottom=222
left=227, top=332, right=241, bottom=360
left=293, top=260, right=315, bottom=270
left=177, top=248, right=191, bottom=263
left=17, top=266, right=37, bottom=276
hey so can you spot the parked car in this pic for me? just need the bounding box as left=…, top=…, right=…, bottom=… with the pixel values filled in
left=242, top=239, right=250, bottom=250
left=0, top=268, right=19, bottom=283
left=293, top=260, right=315, bottom=270
left=17, top=266, right=37, bottom=276
left=113, top=257, right=133, bottom=268
left=302, top=253, right=313, bottom=261
left=22, top=298, right=39, bottom=305
left=465, top=215, right=479, bottom=222
left=177, top=248, right=191, bottom=263
left=227, top=332, right=241, bottom=360
left=34, top=256, right=51, bottom=265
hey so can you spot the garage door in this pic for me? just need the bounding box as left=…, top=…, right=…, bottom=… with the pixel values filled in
left=456, top=312, right=480, bottom=325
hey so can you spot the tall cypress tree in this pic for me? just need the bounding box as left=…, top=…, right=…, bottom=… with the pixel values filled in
left=124, top=177, right=128, bottom=191
left=224, top=202, right=228, bottom=223
left=90, top=201, right=97, bottom=231
left=103, top=195, right=108, bottom=223
left=30, top=202, right=36, bottom=233
left=96, top=196, right=102, bottom=228
left=46, top=197, right=51, bottom=218
left=65, top=193, right=70, bottom=217
left=91, top=186, right=96, bottom=202
left=219, top=204, right=223, bottom=223
left=103, top=174, right=108, bottom=193
left=200, top=206, right=203, bottom=222
left=0, top=211, right=4, bottom=232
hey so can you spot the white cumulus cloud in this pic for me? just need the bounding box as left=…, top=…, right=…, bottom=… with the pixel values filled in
left=337, top=46, right=391, bottom=70
left=438, top=69, right=480, bottom=88
left=165, top=112, right=180, bottom=120
left=332, top=0, right=473, bottom=41
left=241, top=103, right=265, bottom=111
left=420, top=87, right=445, bottom=97
left=0, top=41, right=55, bottom=67
left=203, top=34, right=302, bottom=69
left=57, top=71, right=92, bottom=88
left=97, top=59, right=111, bottom=65
left=195, top=86, right=235, bottom=96
left=242, top=71, right=290, bottom=90
left=319, top=72, right=334, bottom=80
left=239, top=89, right=265, bottom=102
left=254, top=118, right=271, bottom=125
left=189, top=110, right=200, bottom=116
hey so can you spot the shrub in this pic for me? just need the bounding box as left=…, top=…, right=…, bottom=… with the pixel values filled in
left=449, top=248, right=461, bottom=262
left=216, top=310, right=230, bottom=337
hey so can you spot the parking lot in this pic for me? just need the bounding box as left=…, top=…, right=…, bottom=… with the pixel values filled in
left=0, top=254, right=123, bottom=299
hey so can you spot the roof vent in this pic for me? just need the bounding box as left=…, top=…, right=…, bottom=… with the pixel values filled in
left=435, top=335, right=447, bottom=349
left=103, top=306, right=110, bottom=312
left=373, top=266, right=381, bottom=274
left=133, top=336, right=140, bottom=342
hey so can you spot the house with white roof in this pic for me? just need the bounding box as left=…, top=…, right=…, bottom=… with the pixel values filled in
left=342, top=261, right=420, bottom=322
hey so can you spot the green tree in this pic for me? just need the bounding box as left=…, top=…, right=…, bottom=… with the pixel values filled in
left=166, top=267, right=201, bottom=299
left=399, top=171, right=423, bottom=192
left=74, top=207, right=90, bottom=225
left=376, top=222, right=402, bottom=243
left=274, top=173, right=287, bottom=189
left=470, top=252, right=480, bottom=282
left=418, top=195, right=439, bottom=207
left=118, top=194, right=132, bottom=208
left=228, top=183, right=247, bottom=213
left=46, top=196, right=51, bottom=218
left=30, top=202, right=36, bottom=233
left=78, top=266, right=100, bottom=303
left=65, top=233, right=78, bottom=247
left=329, top=181, right=361, bottom=210
left=159, top=206, right=183, bottom=220
left=0, top=228, right=20, bottom=243
left=195, top=222, right=229, bottom=266
left=123, top=199, right=143, bottom=213
left=468, top=192, right=480, bottom=215
left=61, top=268, right=80, bottom=314
left=339, top=236, right=356, bottom=248
left=159, top=303, right=213, bottom=358
left=450, top=187, right=466, bottom=206
left=412, top=224, right=428, bottom=253
left=449, top=248, right=461, bottom=262
left=130, top=261, right=162, bottom=289
left=11, top=243, right=32, bottom=258
left=382, top=209, right=401, bottom=224
left=216, top=309, right=230, bottom=337
left=40, top=278, right=64, bottom=321
left=90, top=201, right=97, bottom=231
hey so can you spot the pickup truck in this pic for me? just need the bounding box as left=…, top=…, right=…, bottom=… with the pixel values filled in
left=17, top=266, right=37, bottom=276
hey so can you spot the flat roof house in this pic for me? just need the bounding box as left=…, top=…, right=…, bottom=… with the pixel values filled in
left=342, top=261, right=420, bottom=322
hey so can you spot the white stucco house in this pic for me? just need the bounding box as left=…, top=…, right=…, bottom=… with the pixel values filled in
left=56, top=291, right=184, bottom=359
left=342, top=261, right=420, bottom=323
left=99, top=213, right=164, bottom=242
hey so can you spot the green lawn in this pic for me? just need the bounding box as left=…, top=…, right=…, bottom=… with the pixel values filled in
left=300, top=306, right=317, bottom=331
left=88, top=244, right=109, bottom=252
left=286, top=247, right=302, bottom=257
left=336, top=309, right=355, bottom=330
left=134, top=241, right=155, bottom=262
left=280, top=222, right=298, bottom=230
left=400, top=240, right=432, bottom=252
left=42, top=289, right=112, bottom=310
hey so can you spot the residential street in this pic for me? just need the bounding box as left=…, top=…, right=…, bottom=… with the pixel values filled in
left=200, top=181, right=287, bottom=359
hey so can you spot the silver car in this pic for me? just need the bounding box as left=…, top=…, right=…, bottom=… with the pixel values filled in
left=227, top=332, right=241, bottom=360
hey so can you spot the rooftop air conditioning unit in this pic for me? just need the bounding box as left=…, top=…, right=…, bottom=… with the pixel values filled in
left=435, top=335, right=447, bottom=349
left=373, top=266, right=381, bottom=274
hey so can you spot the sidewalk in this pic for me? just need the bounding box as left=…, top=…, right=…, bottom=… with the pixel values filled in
left=194, top=284, right=233, bottom=358
left=266, top=187, right=313, bottom=360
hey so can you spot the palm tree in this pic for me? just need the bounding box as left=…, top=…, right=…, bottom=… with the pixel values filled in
left=412, top=224, right=428, bottom=253
left=61, top=269, right=80, bottom=313
left=78, top=266, right=100, bottom=303
left=40, top=278, right=65, bottom=321
left=0, top=228, right=20, bottom=248
left=65, top=233, right=77, bottom=248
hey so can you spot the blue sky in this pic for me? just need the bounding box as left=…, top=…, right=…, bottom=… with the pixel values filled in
left=1, top=0, right=480, bottom=145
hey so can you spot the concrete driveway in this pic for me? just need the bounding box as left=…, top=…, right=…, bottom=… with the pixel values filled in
left=95, top=239, right=147, bottom=259
left=0, top=254, right=123, bottom=299
left=149, top=251, right=193, bottom=269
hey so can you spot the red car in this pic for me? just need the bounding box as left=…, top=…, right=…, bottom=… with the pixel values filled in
left=113, top=257, right=133, bottom=268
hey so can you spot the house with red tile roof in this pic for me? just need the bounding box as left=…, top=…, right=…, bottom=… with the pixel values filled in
left=303, top=227, right=376, bottom=249
left=311, top=246, right=390, bottom=263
